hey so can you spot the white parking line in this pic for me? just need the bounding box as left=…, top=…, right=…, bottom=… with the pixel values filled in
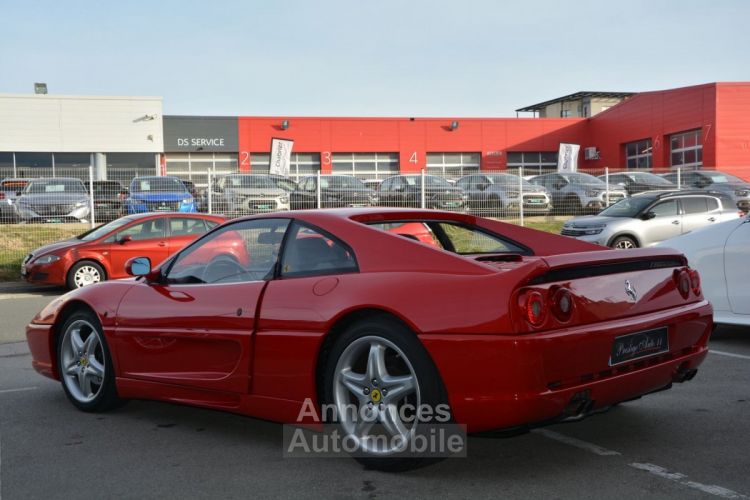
left=0, top=387, right=37, bottom=394
left=532, top=429, right=621, bottom=456
left=0, top=293, right=49, bottom=301
left=630, top=463, right=748, bottom=499
left=711, top=350, right=750, bottom=361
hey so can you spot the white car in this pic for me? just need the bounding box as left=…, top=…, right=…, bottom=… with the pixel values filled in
left=657, top=216, right=750, bottom=326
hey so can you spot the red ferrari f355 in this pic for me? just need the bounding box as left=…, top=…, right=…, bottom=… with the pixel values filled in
left=26, top=208, right=712, bottom=471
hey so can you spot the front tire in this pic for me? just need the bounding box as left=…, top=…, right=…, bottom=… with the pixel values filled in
left=57, top=310, right=124, bottom=412
left=67, top=260, right=106, bottom=289
left=321, top=316, right=450, bottom=472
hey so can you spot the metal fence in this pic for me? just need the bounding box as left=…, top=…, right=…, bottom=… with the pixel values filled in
left=2, top=165, right=749, bottom=280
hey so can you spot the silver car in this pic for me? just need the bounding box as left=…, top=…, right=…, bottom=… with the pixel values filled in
left=529, top=172, right=628, bottom=215
left=15, top=177, right=91, bottom=223
left=456, top=173, right=551, bottom=215
left=560, top=190, right=741, bottom=248
left=206, top=174, right=290, bottom=215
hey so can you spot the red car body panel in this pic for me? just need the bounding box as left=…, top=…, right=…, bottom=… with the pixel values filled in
left=22, top=213, right=225, bottom=287
left=26, top=208, right=713, bottom=433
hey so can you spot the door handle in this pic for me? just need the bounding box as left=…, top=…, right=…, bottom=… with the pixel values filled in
left=708, top=217, right=716, bottom=222
left=671, top=220, right=680, bottom=225
left=158, top=241, right=167, bottom=247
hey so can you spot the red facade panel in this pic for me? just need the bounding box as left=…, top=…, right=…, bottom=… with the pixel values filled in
left=232, top=83, right=750, bottom=176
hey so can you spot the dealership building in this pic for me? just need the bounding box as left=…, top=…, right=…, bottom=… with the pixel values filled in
left=1, top=82, right=749, bottom=187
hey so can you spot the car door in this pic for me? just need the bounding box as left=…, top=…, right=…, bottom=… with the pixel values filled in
left=680, top=196, right=714, bottom=234
left=114, top=217, right=291, bottom=393
left=640, top=198, right=682, bottom=246
left=724, top=218, right=750, bottom=315
left=167, top=216, right=211, bottom=255
left=107, top=218, right=170, bottom=278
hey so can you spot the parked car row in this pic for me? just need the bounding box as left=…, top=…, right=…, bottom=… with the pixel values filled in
left=4, top=170, right=749, bottom=222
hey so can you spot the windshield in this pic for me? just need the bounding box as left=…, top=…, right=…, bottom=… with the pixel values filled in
left=273, top=178, right=298, bottom=192
left=131, top=178, right=186, bottom=193
left=598, top=196, right=656, bottom=217
left=227, top=175, right=277, bottom=189
left=77, top=217, right=135, bottom=241
left=403, top=175, right=452, bottom=188
left=25, top=179, right=87, bottom=194
left=560, top=173, right=605, bottom=185
left=320, top=176, right=365, bottom=189
left=625, top=173, right=674, bottom=185
left=485, top=174, right=536, bottom=189
left=701, top=172, right=745, bottom=183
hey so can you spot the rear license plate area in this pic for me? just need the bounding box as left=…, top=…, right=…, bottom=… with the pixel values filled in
left=610, top=327, right=668, bottom=366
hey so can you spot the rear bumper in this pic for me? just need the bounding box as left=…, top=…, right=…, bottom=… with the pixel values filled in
left=421, top=300, right=712, bottom=433
left=27, top=322, right=58, bottom=380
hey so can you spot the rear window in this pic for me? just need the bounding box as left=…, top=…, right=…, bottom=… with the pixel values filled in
left=681, top=197, right=708, bottom=214
left=367, top=220, right=528, bottom=255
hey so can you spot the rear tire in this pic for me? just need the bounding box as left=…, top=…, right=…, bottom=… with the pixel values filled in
left=67, top=260, right=106, bottom=290
left=57, top=309, right=125, bottom=412
left=320, top=316, right=450, bottom=472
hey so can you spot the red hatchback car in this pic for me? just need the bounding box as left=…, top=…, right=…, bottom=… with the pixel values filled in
left=22, top=212, right=225, bottom=289
left=26, top=208, right=712, bottom=471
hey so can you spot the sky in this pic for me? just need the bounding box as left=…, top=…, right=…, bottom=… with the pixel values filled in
left=2, top=0, right=749, bottom=117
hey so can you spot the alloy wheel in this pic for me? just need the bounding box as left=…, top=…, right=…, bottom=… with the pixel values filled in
left=60, top=320, right=105, bottom=403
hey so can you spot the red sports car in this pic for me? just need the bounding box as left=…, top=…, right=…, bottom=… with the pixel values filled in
left=26, top=208, right=712, bottom=471
left=22, top=212, right=225, bottom=289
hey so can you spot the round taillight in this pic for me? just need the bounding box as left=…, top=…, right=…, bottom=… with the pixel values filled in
left=675, top=269, right=691, bottom=298
left=689, top=269, right=701, bottom=296
left=525, top=291, right=547, bottom=326
left=551, top=287, right=574, bottom=322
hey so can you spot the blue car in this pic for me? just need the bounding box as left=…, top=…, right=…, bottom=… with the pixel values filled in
left=126, top=176, right=197, bottom=214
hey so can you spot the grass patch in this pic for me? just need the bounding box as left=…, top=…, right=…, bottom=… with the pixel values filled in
left=0, top=224, right=86, bottom=281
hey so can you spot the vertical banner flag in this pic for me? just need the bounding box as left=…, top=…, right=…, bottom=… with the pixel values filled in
left=557, top=143, right=580, bottom=172
left=269, top=138, right=294, bottom=177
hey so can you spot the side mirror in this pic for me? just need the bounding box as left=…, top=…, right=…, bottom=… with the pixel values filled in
left=125, top=257, right=152, bottom=277
left=641, top=211, right=656, bottom=220
left=118, top=234, right=133, bottom=245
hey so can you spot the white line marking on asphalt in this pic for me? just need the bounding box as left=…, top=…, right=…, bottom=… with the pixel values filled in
left=532, top=429, right=621, bottom=456
left=0, top=293, right=49, bottom=301
left=630, top=463, right=748, bottom=499
left=711, top=350, right=750, bottom=361
left=0, top=387, right=37, bottom=394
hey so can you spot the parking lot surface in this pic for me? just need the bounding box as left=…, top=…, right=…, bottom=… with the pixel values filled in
left=0, top=288, right=748, bottom=499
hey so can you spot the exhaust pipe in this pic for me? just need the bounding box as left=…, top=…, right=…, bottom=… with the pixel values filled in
left=673, top=365, right=698, bottom=383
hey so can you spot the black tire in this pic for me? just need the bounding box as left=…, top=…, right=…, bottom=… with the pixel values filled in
left=56, top=309, right=125, bottom=412
left=320, top=315, right=450, bottom=472
left=66, top=260, right=106, bottom=290
left=610, top=235, right=638, bottom=249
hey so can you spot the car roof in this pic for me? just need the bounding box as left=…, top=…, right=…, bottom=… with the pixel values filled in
left=631, top=189, right=731, bottom=199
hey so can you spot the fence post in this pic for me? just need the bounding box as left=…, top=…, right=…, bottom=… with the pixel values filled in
left=605, top=167, right=610, bottom=207
left=207, top=169, right=213, bottom=214
left=677, top=167, right=681, bottom=190
left=88, top=165, right=95, bottom=229
left=518, top=166, right=524, bottom=227
left=316, top=170, right=322, bottom=209
left=420, top=168, right=426, bottom=209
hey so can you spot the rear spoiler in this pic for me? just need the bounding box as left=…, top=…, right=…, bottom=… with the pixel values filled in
left=529, top=248, right=688, bottom=285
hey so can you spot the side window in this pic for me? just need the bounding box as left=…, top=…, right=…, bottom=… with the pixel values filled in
left=706, top=197, right=719, bottom=212
left=206, top=220, right=220, bottom=229
left=682, top=197, right=708, bottom=214
left=380, top=178, right=392, bottom=191
left=650, top=199, right=679, bottom=217
left=280, top=222, right=358, bottom=278
left=170, top=217, right=208, bottom=236
left=117, top=219, right=166, bottom=241
left=435, top=222, right=526, bottom=254
left=165, top=218, right=290, bottom=284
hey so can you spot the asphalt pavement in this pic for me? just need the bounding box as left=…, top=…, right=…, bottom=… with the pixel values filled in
left=0, top=286, right=748, bottom=499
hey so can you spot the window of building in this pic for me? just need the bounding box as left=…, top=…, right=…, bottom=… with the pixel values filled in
left=426, top=152, right=480, bottom=178
left=250, top=153, right=320, bottom=181
left=624, top=139, right=652, bottom=169
left=670, top=129, right=703, bottom=169
left=15, top=153, right=54, bottom=178
left=331, top=153, right=399, bottom=180
left=108, top=153, right=157, bottom=184
left=165, top=152, right=238, bottom=188
left=506, top=152, right=558, bottom=176
left=561, top=110, right=572, bottom=118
